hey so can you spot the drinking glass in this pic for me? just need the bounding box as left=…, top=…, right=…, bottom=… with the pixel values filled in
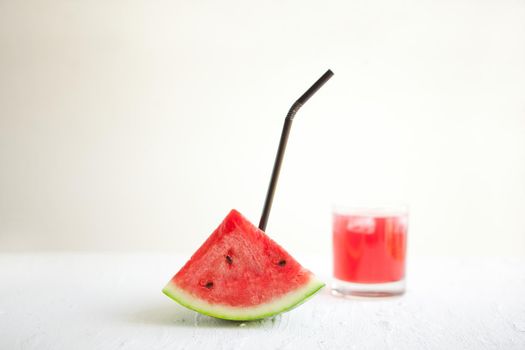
left=331, top=205, right=408, bottom=297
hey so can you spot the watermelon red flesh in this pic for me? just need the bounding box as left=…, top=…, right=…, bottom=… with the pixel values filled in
left=163, top=209, right=324, bottom=320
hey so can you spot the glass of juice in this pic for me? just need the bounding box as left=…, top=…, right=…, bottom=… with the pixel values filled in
left=331, top=205, right=408, bottom=297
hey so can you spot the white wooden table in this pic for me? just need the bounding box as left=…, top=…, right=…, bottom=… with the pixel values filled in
left=1, top=253, right=524, bottom=349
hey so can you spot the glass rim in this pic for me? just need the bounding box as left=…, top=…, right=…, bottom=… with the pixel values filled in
left=332, top=203, right=409, bottom=217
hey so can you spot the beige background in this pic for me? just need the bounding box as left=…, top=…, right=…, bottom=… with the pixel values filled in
left=1, top=0, right=524, bottom=256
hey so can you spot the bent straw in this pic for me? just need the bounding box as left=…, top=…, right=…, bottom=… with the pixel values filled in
left=258, top=69, right=334, bottom=231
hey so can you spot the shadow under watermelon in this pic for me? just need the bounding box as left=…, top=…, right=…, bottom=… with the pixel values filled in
left=127, top=303, right=281, bottom=329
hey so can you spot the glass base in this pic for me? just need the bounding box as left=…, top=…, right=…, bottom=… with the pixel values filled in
left=331, top=278, right=405, bottom=298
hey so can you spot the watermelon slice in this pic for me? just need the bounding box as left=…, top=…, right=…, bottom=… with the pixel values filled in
left=163, top=209, right=324, bottom=321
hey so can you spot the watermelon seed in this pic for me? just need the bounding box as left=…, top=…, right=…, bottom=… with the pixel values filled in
left=278, top=260, right=287, bottom=266
left=205, top=281, right=214, bottom=289
left=226, top=255, right=233, bottom=264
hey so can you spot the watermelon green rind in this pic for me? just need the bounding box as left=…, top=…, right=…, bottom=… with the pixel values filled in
left=162, top=277, right=325, bottom=321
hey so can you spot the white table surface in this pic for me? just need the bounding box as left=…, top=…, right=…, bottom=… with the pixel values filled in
left=1, top=253, right=524, bottom=349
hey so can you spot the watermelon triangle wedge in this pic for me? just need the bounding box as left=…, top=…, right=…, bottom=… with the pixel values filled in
left=163, top=209, right=325, bottom=321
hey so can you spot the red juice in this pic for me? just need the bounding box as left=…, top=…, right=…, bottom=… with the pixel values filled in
left=333, top=212, right=407, bottom=284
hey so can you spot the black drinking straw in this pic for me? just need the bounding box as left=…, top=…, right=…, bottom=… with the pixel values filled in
left=258, top=69, right=334, bottom=231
